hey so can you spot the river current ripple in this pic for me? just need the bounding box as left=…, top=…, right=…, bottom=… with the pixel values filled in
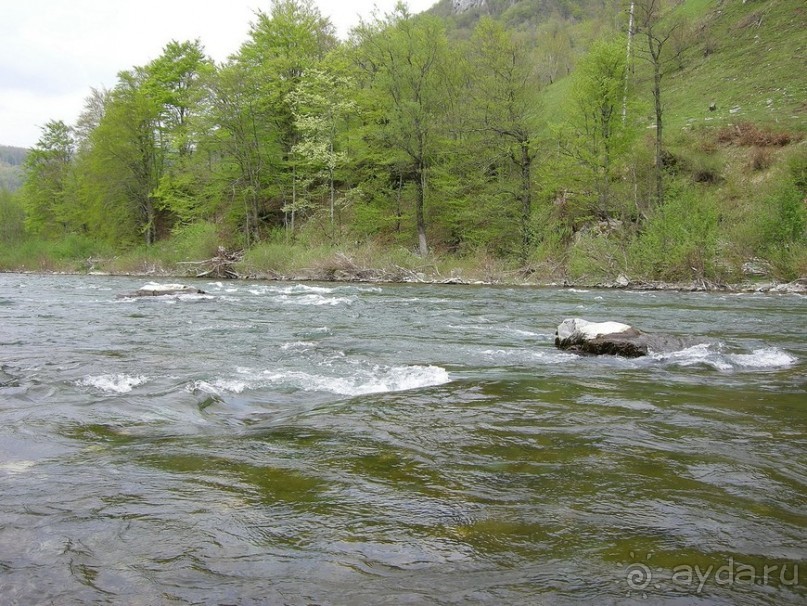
left=0, top=274, right=804, bottom=605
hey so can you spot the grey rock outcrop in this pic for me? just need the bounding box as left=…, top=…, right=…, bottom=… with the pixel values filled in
left=554, top=318, right=697, bottom=357
left=117, top=283, right=206, bottom=299
left=453, top=0, right=487, bottom=12
left=555, top=319, right=648, bottom=357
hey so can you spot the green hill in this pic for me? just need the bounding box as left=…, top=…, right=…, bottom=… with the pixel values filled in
left=0, top=145, right=28, bottom=192
left=429, top=0, right=805, bottom=133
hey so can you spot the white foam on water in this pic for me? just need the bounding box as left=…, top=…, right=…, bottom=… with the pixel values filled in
left=188, top=378, right=247, bottom=396
left=175, top=293, right=216, bottom=302
left=727, top=348, right=797, bottom=369
left=277, top=294, right=354, bottom=306
left=652, top=344, right=797, bottom=372
left=77, top=373, right=148, bottom=393
left=651, top=344, right=733, bottom=371
left=140, top=282, right=190, bottom=292
left=281, top=341, right=314, bottom=351
left=283, top=364, right=451, bottom=395
left=503, top=327, right=544, bottom=338
left=200, top=364, right=450, bottom=397
left=480, top=348, right=577, bottom=365
left=0, top=461, right=36, bottom=474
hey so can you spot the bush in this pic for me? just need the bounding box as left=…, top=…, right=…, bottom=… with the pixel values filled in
left=0, top=189, right=25, bottom=244
left=628, top=183, right=721, bottom=281
left=0, top=233, right=112, bottom=272
left=168, top=222, right=221, bottom=262
left=747, top=146, right=774, bottom=171
left=716, top=121, right=797, bottom=147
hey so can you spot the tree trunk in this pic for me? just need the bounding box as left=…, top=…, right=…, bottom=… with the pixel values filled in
left=144, top=197, right=156, bottom=245
left=622, top=0, right=635, bottom=124
left=415, top=161, right=428, bottom=257
left=653, top=62, right=664, bottom=206
left=519, top=140, right=532, bottom=260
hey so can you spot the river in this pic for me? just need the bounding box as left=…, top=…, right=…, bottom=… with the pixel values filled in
left=0, top=274, right=804, bottom=605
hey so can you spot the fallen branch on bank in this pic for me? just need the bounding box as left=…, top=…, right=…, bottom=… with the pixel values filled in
left=178, top=247, right=243, bottom=279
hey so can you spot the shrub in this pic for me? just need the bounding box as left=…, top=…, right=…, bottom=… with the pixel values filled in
left=748, top=146, right=774, bottom=171
left=628, top=183, right=721, bottom=281
left=168, top=222, right=221, bottom=262
left=716, top=121, right=797, bottom=147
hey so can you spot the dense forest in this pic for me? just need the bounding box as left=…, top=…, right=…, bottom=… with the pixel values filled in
left=2, top=0, right=805, bottom=283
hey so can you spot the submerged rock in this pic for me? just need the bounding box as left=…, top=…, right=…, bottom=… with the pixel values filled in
left=554, top=318, right=697, bottom=357
left=117, top=283, right=206, bottom=299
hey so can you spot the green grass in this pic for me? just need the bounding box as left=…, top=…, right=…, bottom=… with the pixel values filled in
left=663, top=0, right=807, bottom=134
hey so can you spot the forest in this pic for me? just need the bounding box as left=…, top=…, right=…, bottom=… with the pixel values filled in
left=1, top=0, right=805, bottom=284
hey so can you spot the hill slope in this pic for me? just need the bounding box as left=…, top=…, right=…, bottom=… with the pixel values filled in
left=0, top=145, right=27, bottom=192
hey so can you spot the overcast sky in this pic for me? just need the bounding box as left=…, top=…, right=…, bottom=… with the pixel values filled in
left=0, top=0, right=435, bottom=149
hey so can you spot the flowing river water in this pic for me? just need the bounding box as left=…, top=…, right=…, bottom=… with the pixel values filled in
left=0, top=274, right=805, bottom=605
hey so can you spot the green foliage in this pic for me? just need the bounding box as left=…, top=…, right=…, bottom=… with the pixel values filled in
left=629, top=181, right=720, bottom=280
left=167, top=222, right=222, bottom=261
left=353, top=6, right=456, bottom=256
left=0, top=233, right=111, bottom=272
left=0, top=188, right=26, bottom=243
left=756, top=147, right=807, bottom=278
left=21, top=120, right=75, bottom=236
left=7, top=0, right=806, bottom=283
left=554, top=36, right=639, bottom=224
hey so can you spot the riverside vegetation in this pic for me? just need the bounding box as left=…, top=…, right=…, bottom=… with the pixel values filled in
left=1, top=0, right=805, bottom=286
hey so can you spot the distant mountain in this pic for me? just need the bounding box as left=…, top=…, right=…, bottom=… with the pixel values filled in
left=0, top=145, right=28, bottom=192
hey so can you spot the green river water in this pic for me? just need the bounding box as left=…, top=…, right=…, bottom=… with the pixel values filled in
left=0, top=274, right=804, bottom=604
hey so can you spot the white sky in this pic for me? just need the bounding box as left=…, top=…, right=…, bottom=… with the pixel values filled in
left=0, top=0, right=435, bottom=149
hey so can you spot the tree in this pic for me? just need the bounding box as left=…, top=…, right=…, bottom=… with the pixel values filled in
left=558, top=38, right=636, bottom=221
left=74, top=87, right=109, bottom=152
left=22, top=120, right=76, bottom=236
left=206, top=61, right=278, bottom=245
left=142, top=39, right=212, bottom=158
left=634, top=0, right=686, bottom=206
left=82, top=70, right=164, bottom=245
left=234, top=0, right=337, bottom=238
left=354, top=4, right=453, bottom=256
left=468, top=17, right=542, bottom=259
left=289, top=68, right=356, bottom=236
left=143, top=40, right=215, bottom=228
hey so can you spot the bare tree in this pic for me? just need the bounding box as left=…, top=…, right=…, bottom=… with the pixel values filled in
left=634, top=0, right=686, bottom=206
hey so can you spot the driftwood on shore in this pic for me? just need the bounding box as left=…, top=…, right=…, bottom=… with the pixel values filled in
left=178, top=247, right=243, bottom=279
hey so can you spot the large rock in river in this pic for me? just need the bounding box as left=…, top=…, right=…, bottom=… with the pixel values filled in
left=555, top=318, right=649, bottom=357
left=555, top=319, right=701, bottom=358
left=117, top=283, right=206, bottom=299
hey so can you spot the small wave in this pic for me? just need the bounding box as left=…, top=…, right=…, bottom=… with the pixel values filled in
left=198, top=364, right=450, bottom=397
left=297, top=364, right=450, bottom=396
left=77, top=373, right=147, bottom=393
left=189, top=378, right=249, bottom=395
left=277, top=294, right=354, bottom=306
left=652, top=344, right=796, bottom=372
left=248, top=284, right=336, bottom=296
left=728, top=348, right=797, bottom=369
left=281, top=341, right=314, bottom=352
left=0, top=461, right=36, bottom=474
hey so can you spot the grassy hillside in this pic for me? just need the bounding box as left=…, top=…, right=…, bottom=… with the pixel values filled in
left=662, top=0, right=806, bottom=134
